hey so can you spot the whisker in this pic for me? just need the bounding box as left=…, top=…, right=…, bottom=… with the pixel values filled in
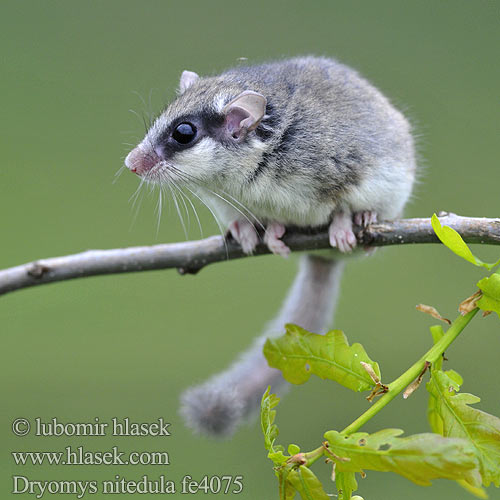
left=129, top=175, right=147, bottom=206
left=131, top=90, right=155, bottom=128
left=155, top=184, right=164, bottom=236
left=172, top=167, right=264, bottom=233
left=214, top=187, right=265, bottom=230
left=113, top=165, right=127, bottom=184
left=148, top=88, right=157, bottom=128
left=126, top=160, right=244, bottom=257
left=163, top=176, right=188, bottom=240
left=170, top=181, right=191, bottom=231
left=207, top=186, right=264, bottom=230
left=175, top=184, right=204, bottom=237
left=180, top=182, right=229, bottom=258
left=129, top=185, right=146, bottom=231
left=131, top=90, right=148, bottom=111
left=128, top=108, right=145, bottom=125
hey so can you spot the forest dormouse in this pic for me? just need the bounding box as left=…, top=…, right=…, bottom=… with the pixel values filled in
left=125, top=56, right=416, bottom=436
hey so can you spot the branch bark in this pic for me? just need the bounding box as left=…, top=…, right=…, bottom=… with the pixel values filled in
left=1, top=214, right=499, bottom=297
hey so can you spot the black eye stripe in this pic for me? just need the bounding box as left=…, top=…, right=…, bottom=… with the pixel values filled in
left=172, top=122, right=197, bottom=144
left=155, top=110, right=225, bottom=157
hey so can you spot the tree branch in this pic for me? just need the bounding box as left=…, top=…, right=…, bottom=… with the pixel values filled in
left=1, top=214, right=499, bottom=297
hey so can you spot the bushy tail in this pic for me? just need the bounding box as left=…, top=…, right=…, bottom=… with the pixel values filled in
left=180, top=254, right=345, bottom=437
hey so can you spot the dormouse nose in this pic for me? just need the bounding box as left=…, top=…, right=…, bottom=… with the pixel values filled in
left=125, top=145, right=160, bottom=176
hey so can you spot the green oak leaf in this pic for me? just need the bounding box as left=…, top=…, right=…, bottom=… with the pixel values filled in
left=287, top=466, right=330, bottom=500
left=431, top=214, right=500, bottom=270
left=263, top=324, right=380, bottom=392
left=324, top=429, right=481, bottom=487
left=427, top=367, right=500, bottom=488
left=261, top=387, right=287, bottom=465
left=477, top=273, right=500, bottom=317
left=335, top=471, right=358, bottom=500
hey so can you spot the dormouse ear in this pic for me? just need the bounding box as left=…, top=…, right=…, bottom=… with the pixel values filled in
left=222, top=90, right=267, bottom=140
left=179, top=70, right=200, bottom=93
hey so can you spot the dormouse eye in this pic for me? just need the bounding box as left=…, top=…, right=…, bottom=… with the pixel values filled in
left=172, top=122, right=197, bottom=144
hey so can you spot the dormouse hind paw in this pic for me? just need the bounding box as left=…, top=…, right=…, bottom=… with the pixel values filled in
left=354, top=210, right=378, bottom=255
left=329, top=212, right=357, bottom=253
left=228, top=220, right=259, bottom=254
left=329, top=210, right=379, bottom=253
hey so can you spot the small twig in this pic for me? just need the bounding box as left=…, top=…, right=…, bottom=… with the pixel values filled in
left=1, top=214, right=499, bottom=297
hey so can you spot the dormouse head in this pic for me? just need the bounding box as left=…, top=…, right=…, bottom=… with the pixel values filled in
left=125, top=70, right=267, bottom=186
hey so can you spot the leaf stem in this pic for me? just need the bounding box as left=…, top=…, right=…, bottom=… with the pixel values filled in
left=303, top=445, right=327, bottom=467
left=341, top=308, right=479, bottom=435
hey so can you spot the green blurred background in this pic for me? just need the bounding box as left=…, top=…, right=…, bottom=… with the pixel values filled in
left=2, top=1, right=499, bottom=498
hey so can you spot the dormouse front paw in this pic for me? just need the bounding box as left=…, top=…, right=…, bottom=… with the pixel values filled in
left=228, top=220, right=291, bottom=257
left=264, top=222, right=290, bottom=258
left=228, top=220, right=259, bottom=254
